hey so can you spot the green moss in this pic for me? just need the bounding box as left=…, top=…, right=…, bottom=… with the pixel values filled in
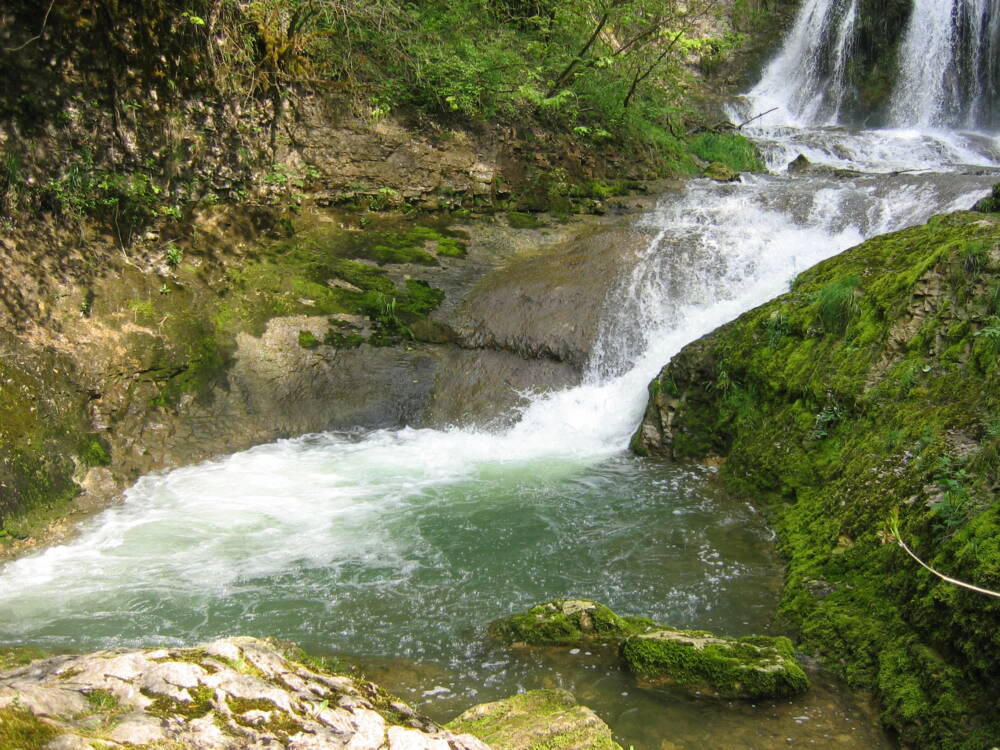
left=0, top=707, right=60, bottom=749
left=688, top=133, right=764, bottom=173
left=446, top=689, right=623, bottom=750
left=506, top=211, right=546, bottom=229
left=621, top=630, right=809, bottom=699
left=0, top=645, right=49, bottom=671
left=226, top=696, right=304, bottom=735
left=0, top=335, right=89, bottom=543
left=297, top=330, right=320, bottom=349
left=633, top=211, right=1000, bottom=747
left=78, top=436, right=111, bottom=467
left=488, top=599, right=657, bottom=646
left=145, top=685, right=215, bottom=720
left=370, top=243, right=437, bottom=265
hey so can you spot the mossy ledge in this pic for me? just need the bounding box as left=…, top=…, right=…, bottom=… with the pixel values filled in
left=632, top=209, right=1000, bottom=748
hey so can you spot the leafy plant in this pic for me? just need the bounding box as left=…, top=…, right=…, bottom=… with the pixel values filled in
left=811, top=402, right=842, bottom=440
left=165, top=242, right=183, bottom=266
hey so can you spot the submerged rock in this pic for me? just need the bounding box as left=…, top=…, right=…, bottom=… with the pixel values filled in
left=621, top=629, right=809, bottom=699
left=487, top=599, right=657, bottom=646
left=446, top=689, right=622, bottom=750
left=0, top=637, right=489, bottom=750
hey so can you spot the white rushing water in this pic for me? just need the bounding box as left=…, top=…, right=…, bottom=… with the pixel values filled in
left=744, top=0, right=1000, bottom=134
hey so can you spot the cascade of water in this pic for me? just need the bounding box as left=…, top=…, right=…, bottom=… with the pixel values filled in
left=888, top=0, right=1000, bottom=129
left=742, top=0, right=859, bottom=126
left=0, top=165, right=992, bottom=654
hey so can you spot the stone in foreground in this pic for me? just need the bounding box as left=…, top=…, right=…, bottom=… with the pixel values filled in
left=446, top=689, right=622, bottom=750
left=621, top=629, right=809, bottom=699
left=487, top=599, right=657, bottom=646
left=0, top=636, right=489, bottom=750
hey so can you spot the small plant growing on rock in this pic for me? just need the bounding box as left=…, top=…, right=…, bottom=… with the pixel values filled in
left=165, top=242, right=183, bottom=266
left=814, top=276, right=861, bottom=335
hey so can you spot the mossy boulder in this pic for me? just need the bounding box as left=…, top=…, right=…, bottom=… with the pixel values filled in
left=621, top=629, right=809, bottom=699
left=632, top=210, right=1000, bottom=747
left=703, top=161, right=740, bottom=182
left=488, top=599, right=657, bottom=646
left=446, top=688, right=623, bottom=750
left=973, top=182, right=1000, bottom=213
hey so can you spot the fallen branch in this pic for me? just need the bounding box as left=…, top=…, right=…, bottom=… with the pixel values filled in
left=4, top=0, right=56, bottom=52
left=736, top=107, right=778, bottom=130
left=889, top=512, right=1000, bottom=597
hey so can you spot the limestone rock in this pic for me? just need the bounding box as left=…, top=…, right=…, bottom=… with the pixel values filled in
left=621, top=629, right=809, bottom=699
left=487, top=599, right=657, bottom=646
left=446, top=689, right=622, bottom=750
left=0, top=637, right=491, bottom=750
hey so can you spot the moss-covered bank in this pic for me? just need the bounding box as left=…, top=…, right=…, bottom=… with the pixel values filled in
left=633, top=209, right=1000, bottom=748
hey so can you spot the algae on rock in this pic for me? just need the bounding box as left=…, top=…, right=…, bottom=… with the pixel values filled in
left=0, top=636, right=489, bottom=750
left=621, top=629, right=809, bottom=699
left=487, top=599, right=657, bottom=646
left=446, top=688, right=623, bottom=750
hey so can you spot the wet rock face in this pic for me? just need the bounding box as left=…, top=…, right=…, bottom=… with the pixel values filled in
left=0, top=637, right=489, bottom=750
left=282, top=103, right=497, bottom=208
left=446, top=689, right=622, bottom=750
left=454, top=222, right=655, bottom=369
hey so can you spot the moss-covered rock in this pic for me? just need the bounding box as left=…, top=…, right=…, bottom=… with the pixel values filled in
left=703, top=161, right=741, bottom=182
left=974, top=182, right=1000, bottom=214
left=632, top=211, right=1000, bottom=748
left=488, top=599, right=658, bottom=646
left=446, top=688, right=623, bottom=750
left=621, top=629, right=809, bottom=699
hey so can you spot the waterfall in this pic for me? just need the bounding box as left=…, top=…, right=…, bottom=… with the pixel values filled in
left=889, top=0, right=1000, bottom=130
left=747, top=0, right=1000, bottom=131
left=743, top=0, right=859, bottom=126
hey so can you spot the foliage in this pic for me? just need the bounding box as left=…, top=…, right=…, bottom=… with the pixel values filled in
left=688, top=132, right=764, bottom=173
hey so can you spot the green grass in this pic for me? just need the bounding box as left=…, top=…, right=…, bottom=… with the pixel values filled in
left=688, top=133, right=765, bottom=173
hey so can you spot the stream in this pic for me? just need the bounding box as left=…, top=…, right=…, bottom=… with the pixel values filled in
left=3, top=1, right=1000, bottom=748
